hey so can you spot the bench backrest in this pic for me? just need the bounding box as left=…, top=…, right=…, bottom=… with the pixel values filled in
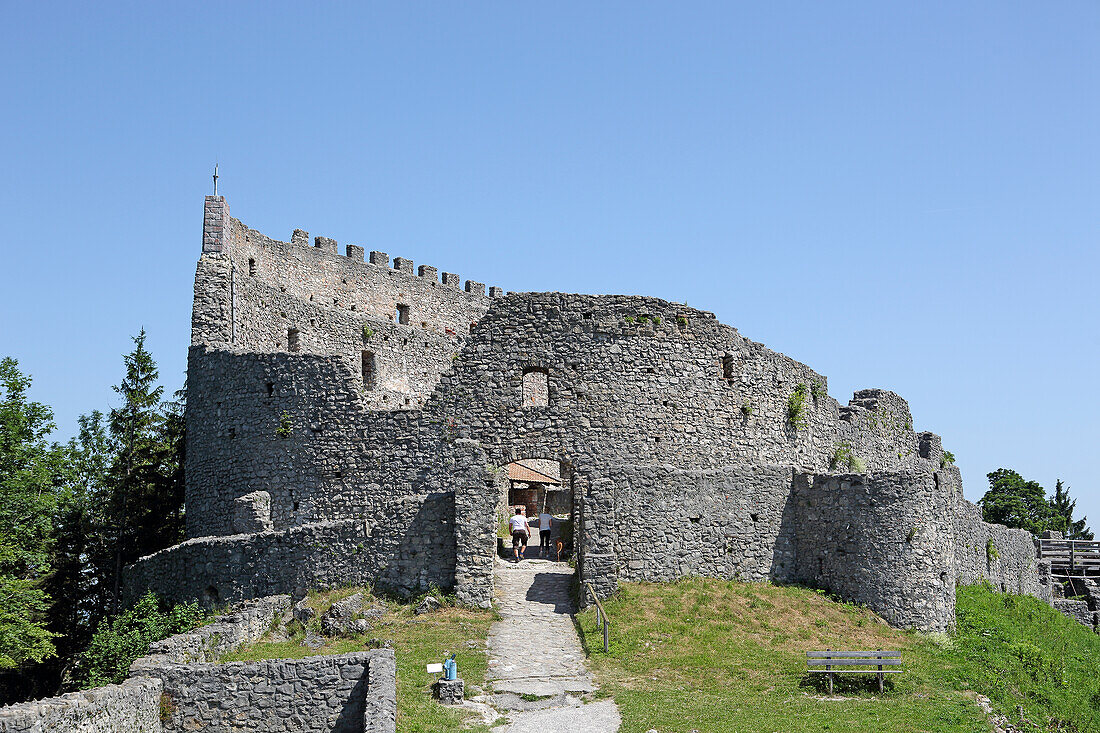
left=808, top=651, right=902, bottom=668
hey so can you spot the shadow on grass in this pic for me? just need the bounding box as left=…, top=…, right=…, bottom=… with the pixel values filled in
left=798, top=671, right=897, bottom=695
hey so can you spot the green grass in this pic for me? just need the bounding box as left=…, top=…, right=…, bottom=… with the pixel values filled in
left=577, top=579, right=1100, bottom=732
left=222, top=587, right=496, bottom=732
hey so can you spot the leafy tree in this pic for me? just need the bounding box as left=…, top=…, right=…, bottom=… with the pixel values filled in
left=75, top=592, right=202, bottom=689
left=1048, top=479, right=1093, bottom=540
left=980, top=469, right=1053, bottom=535
left=0, top=358, right=65, bottom=669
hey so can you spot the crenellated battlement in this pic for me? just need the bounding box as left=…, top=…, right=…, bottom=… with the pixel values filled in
left=193, top=196, right=502, bottom=410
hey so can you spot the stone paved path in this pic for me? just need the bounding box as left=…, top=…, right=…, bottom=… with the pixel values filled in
left=486, top=557, right=621, bottom=732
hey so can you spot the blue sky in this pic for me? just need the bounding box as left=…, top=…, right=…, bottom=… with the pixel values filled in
left=2, top=2, right=1097, bottom=523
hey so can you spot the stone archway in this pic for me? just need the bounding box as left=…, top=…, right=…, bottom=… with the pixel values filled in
left=500, top=458, right=575, bottom=561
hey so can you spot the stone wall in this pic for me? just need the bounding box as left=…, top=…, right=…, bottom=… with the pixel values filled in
left=954, top=497, right=1042, bottom=597
left=168, top=199, right=1043, bottom=634
left=128, top=495, right=455, bottom=607
left=605, top=463, right=797, bottom=584
left=0, top=678, right=163, bottom=733
left=789, top=470, right=957, bottom=632
left=131, top=595, right=291, bottom=668
left=133, top=650, right=393, bottom=733
left=452, top=440, right=497, bottom=608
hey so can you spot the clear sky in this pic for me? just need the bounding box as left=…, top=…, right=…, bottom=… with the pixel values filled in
left=2, top=3, right=1097, bottom=523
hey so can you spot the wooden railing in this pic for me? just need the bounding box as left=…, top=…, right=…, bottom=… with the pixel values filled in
left=1039, top=539, right=1100, bottom=574
left=584, top=583, right=611, bottom=653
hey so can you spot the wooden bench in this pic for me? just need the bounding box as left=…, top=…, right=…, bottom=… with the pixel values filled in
left=807, top=650, right=902, bottom=693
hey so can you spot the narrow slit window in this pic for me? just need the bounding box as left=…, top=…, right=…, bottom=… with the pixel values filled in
left=522, top=367, right=549, bottom=407
left=248, top=258, right=256, bottom=276
left=362, top=350, right=377, bottom=390
left=721, top=353, right=735, bottom=382
left=287, top=328, right=300, bottom=352
left=396, top=303, right=410, bottom=325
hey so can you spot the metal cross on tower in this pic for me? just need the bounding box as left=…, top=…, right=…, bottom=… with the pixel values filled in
left=213, top=163, right=219, bottom=196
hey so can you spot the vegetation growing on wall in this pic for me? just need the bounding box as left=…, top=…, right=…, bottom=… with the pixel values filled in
left=787, top=383, right=809, bottom=430
left=74, top=592, right=203, bottom=689
left=829, top=442, right=867, bottom=473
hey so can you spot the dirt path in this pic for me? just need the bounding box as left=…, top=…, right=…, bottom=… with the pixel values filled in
left=485, top=558, right=621, bottom=732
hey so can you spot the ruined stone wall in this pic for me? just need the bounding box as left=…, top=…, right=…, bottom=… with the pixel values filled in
left=132, top=650, right=393, bottom=733
left=131, top=596, right=291, bottom=667
left=788, top=470, right=958, bottom=632
left=604, top=463, right=798, bottom=584
left=954, top=497, right=1042, bottom=597
left=192, top=196, right=493, bottom=410
left=0, top=679, right=163, bottom=733
left=129, top=494, right=454, bottom=607
left=175, top=202, right=999, bottom=630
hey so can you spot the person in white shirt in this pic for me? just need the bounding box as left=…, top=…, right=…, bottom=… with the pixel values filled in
left=508, top=508, right=530, bottom=562
left=538, top=512, right=553, bottom=557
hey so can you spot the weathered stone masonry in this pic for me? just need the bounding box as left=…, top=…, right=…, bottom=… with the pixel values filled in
left=123, top=196, right=1044, bottom=634
left=0, top=595, right=397, bottom=733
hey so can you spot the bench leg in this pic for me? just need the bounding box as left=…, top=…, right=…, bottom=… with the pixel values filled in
left=878, top=671, right=883, bottom=693
left=828, top=672, right=833, bottom=695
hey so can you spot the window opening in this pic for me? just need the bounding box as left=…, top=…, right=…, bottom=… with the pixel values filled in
left=396, top=303, right=410, bottom=325
left=287, top=328, right=300, bottom=352
left=721, top=353, right=735, bottom=382
left=522, top=367, right=549, bottom=407
left=248, top=258, right=256, bottom=276
left=362, top=351, right=377, bottom=390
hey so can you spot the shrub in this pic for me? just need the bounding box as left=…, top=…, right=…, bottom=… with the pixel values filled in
left=740, top=402, right=753, bottom=417
left=829, top=442, right=866, bottom=473
left=986, top=537, right=1000, bottom=563
left=787, top=383, right=809, bottom=429
left=76, top=592, right=204, bottom=689
left=811, top=380, right=826, bottom=403
left=362, top=325, right=374, bottom=340
left=624, top=316, right=635, bottom=324
left=676, top=315, right=688, bottom=328
left=941, top=450, right=956, bottom=468
left=276, top=411, right=293, bottom=439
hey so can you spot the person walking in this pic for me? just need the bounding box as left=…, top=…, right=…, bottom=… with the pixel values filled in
left=509, top=508, right=530, bottom=562
left=538, top=511, right=553, bottom=557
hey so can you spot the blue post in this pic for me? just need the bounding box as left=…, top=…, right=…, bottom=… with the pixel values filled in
left=443, top=654, right=457, bottom=681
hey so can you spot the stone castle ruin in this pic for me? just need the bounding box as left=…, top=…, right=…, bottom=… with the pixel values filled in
left=124, top=195, right=1048, bottom=634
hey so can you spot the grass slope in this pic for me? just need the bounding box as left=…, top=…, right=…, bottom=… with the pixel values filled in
left=222, top=587, right=496, bottom=732
left=577, top=579, right=1100, bottom=733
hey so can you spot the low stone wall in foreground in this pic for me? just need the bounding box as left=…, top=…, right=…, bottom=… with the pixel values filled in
left=0, top=678, right=163, bottom=733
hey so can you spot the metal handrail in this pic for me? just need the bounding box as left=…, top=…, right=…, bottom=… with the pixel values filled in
left=584, top=582, right=611, bottom=653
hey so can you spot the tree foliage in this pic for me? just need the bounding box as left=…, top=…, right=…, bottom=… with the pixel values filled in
left=1048, top=479, right=1093, bottom=540
left=980, top=468, right=1092, bottom=538
left=0, top=333, right=187, bottom=703
left=74, top=592, right=202, bottom=689
left=0, top=358, right=64, bottom=669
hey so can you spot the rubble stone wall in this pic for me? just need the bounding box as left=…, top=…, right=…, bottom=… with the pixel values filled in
left=0, top=678, right=163, bottom=733
left=132, top=650, right=394, bottom=733
left=954, top=497, right=1043, bottom=597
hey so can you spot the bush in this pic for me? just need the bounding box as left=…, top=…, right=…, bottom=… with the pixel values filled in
left=76, top=592, right=204, bottom=689
left=829, top=442, right=866, bottom=473
left=787, top=383, right=809, bottom=429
